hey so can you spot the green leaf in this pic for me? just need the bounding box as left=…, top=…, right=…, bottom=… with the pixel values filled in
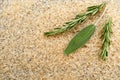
left=64, top=24, right=96, bottom=55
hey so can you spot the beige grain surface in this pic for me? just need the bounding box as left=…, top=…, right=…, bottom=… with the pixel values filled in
left=0, top=0, right=120, bottom=80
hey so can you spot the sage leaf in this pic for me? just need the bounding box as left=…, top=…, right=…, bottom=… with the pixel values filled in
left=64, top=24, right=96, bottom=55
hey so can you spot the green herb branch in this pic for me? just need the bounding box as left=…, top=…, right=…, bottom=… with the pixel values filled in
left=100, top=18, right=112, bottom=60
left=44, top=2, right=106, bottom=36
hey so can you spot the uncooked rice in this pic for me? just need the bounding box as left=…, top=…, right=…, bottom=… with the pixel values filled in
left=0, top=0, right=120, bottom=80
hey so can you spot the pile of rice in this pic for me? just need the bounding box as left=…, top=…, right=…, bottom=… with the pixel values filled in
left=0, top=0, right=120, bottom=80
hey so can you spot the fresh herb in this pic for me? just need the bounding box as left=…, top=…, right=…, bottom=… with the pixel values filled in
left=100, top=18, right=112, bottom=60
left=44, top=2, right=106, bottom=36
left=44, top=2, right=113, bottom=61
left=64, top=24, right=96, bottom=55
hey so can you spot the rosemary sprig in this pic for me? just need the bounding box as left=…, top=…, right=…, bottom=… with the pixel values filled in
left=44, top=2, right=106, bottom=36
left=100, top=18, right=112, bottom=60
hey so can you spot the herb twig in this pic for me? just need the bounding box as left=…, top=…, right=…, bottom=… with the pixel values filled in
left=100, top=18, right=112, bottom=60
left=44, top=2, right=106, bottom=36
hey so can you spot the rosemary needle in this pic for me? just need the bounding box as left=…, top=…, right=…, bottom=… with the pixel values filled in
left=44, top=2, right=106, bottom=36
left=100, top=18, right=112, bottom=60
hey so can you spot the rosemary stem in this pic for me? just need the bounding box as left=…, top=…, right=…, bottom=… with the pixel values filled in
left=95, top=4, right=108, bottom=26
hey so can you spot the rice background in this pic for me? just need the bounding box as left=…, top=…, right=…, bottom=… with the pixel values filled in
left=0, top=0, right=120, bottom=80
